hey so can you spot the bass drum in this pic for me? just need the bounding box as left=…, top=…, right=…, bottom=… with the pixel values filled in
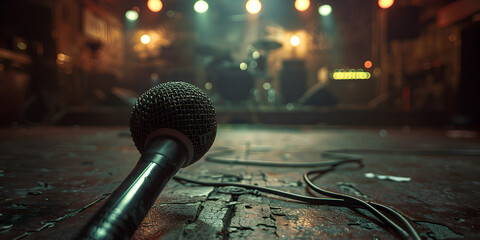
left=208, top=60, right=254, bottom=103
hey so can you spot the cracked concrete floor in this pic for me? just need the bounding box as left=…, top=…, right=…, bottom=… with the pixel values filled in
left=1, top=125, right=479, bottom=239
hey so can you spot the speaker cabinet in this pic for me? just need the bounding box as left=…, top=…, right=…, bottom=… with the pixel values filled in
left=279, top=60, right=307, bottom=103
left=387, top=6, right=420, bottom=41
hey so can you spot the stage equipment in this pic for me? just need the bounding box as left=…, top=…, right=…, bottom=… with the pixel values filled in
left=77, top=82, right=217, bottom=239
left=252, top=40, right=282, bottom=51
left=205, top=53, right=255, bottom=103
left=250, top=40, right=282, bottom=74
left=194, top=44, right=227, bottom=57
left=249, top=40, right=282, bottom=75
left=279, top=59, right=307, bottom=103
left=387, top=6, right=420, bottom=41
left=332, top=69, right=371, bottom=80
left=214, top=63, right=255, bottom=102
left=249, top=40, right=283, bottom=104
left=298, top=83, right=338, bottom=107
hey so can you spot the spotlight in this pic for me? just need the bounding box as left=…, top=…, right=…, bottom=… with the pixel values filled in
left=246, top=0, right=262, bottom=14
left=295, top=0, right=310, bottom=12
left=140, top=34, right=151, bottom=44
left=194, top=0, right=209, bottom=13
left=290, top=35, right=300, bottom=47
left=147, top=0, right=163, bottom=12
left=318, top=4, right=332, bottom=16
left=378, top=0, right=394, bottom=9
left=125, top=10, right=139, bottom=22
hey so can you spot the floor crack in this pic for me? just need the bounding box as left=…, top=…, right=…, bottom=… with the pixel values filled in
left=221, top=194, right=238, bottom=240
left=12, top=193, right=110, bottom=240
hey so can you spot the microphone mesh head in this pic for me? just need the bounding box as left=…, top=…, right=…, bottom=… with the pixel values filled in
left=130, top=81, right=217, bottom=165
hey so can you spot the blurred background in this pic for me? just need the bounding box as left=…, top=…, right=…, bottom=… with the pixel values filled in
left=1, top=0, right=479, bottom=127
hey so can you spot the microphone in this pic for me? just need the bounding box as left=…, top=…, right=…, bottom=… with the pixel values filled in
left=78, top=81, right=217, bottom=240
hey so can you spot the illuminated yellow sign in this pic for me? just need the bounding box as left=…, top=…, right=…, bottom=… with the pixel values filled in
left=332, top=69, right=371, bottom=80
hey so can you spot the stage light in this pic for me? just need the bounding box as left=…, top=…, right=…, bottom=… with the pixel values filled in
left=246, top=0, right=262, bottom=14
left=125, top=10, right=139, bottom=22
left=147, top=0, right=163, bottom=12
left=364, top=60, right=372, bottom=69
left=252, top=51, right=260, bottom=59
left=240, top=62, right=248, bottom=70
left=263, top=82, right=271, bottom=90
left=205, top=82, right=213, bottom=90
left=140, top=34, right=151, bottom=44
left=16, top=41, right=27, bottom=50
left=57, top=53, right=66, bottom=62
left=317, top=67, right=329, bottom=84
left=295, top=0, right=310, bottom=12
left=286, top=103, right=295, bottom=110
left=318, top=4, right=332, bottom=16
left=150, top=73, right=159, bottom=81
left=194, top=0, right=209, bottom=13
left=332, top=69, right=371, bottom=80
left=290, top=35, right=300, bottom=47
left=378, top=0, right=394, bottom=9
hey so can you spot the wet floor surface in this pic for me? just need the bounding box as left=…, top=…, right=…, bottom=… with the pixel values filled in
left=0, top=125, right=479, bottom=239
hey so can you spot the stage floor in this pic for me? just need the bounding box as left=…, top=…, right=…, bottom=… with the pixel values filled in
left=1, top=125, right=479, bottom=239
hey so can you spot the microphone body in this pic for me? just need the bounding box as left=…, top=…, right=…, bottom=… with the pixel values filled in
left=77, top=82, right=217, bottom=239
left=78, top=136, right=189, bottom=239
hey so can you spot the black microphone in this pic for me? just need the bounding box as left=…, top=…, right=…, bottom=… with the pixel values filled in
left=77, top=81, right=217, bottom=240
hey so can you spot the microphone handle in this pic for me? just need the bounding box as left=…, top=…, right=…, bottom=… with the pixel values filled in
left=77, top=137, right=189, bottom=240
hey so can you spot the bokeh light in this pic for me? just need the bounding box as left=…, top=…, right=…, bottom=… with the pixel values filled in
left=125, top=10, right=139, bottom=21
left=205, top=82, right=213, bottom=90
left=295, top=0, right=310, bottom=12
left=147, top=0, right=163, bottom=12
left=263, top=82, right=271, bottom=90
left=57, top=53, right=66, bottom=61
left=246, top=0, right=262, bottom=14
left=318, top=4, right=332, bottom=16
left=194, top=0, right=209, bottom=13
left=140, top=34, right=151, bottom=44
left=364, top=60, right=373, bottom=69
left=252, top=51, right=260, bottom=59
left=290, top=35, right=300, bottom=47
left=378, top=0, right=394, bottom=9
left=240, top=62, right=248, bottom=70
left=16, top=41, right=27, bottom=50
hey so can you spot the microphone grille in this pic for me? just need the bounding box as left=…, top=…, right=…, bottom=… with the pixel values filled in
left=130, top=81, right=217, bottom=165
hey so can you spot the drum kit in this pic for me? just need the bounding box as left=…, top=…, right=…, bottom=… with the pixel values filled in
left=198, top=39, right=284, bottom=105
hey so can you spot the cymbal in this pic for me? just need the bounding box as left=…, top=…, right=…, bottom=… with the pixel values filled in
left=252, top=40, right=282, bottom=50
left=194, top=44, right=224, bottom=56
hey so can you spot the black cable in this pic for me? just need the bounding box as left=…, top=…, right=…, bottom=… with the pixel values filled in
left=369, top=202, right=421, bottom=240
left=327, top=149, right=480, bottom=156
left=173, top=172, right=417, bottom=239
left=303, top=167, right=420, bottom=240
left=206, top=149, right=363, bottom=167
left=207, top=156, right=360, bottom=167
left=174, top=147, right=470, bottom=239
left=173, top=175, right=345, bottom=206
